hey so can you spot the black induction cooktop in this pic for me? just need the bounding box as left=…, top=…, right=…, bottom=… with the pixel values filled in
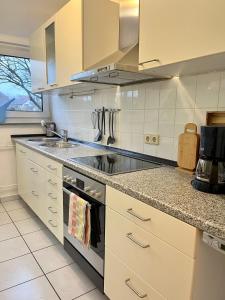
left=70, top=153, right=161, bottom=175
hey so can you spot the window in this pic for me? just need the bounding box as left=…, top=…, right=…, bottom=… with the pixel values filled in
left=0, top=55, right=43, bottom=112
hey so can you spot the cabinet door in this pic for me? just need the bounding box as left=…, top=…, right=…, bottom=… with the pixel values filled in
left=139, top=0, right=225, bottom=69
left=16, top=145, right=29, bottom=203
left=30, top=26, right=46, bottom=93
left=55, top=0, right=83, bottom=87
left=45, top=20, right=57, bottom=87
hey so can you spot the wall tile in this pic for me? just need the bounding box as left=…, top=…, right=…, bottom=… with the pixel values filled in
left=218, top=71, right=225, bottom=107
left=159, top=80, right=177, bottom=109
left=176, top=76, right=196, bottom=109
left=145, top=82, right=160, bottom=109
left=144, top=110, right=159, bottom=133
left=195, top=72, right=220, bottom=108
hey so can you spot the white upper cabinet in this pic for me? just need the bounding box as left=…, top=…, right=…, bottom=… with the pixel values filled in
left=30, top=0, right=119, bottom=91
left=139, top=0, right=225, bottom=74
left=30, top=26, right=47, bottom=93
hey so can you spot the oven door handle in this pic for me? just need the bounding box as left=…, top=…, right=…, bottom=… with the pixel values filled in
left=63, top=187, right=71, bottom=196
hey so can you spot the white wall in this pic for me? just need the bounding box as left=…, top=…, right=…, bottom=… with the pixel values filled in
left=50, top=71, right=225, bottom=161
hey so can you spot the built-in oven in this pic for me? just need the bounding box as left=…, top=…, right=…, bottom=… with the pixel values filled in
left=63, top=166, right=105, bottom=291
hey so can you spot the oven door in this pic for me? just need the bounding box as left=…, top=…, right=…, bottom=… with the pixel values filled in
left=63, top=182, right=105, bottom=276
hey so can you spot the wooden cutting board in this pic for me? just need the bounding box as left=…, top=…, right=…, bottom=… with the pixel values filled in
left=177, top=123, right=200, bottom=172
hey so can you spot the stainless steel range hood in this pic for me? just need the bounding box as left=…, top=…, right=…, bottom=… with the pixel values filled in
left=71, top=0, right=170, bottom=86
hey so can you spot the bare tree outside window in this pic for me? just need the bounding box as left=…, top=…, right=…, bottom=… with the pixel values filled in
left=0, top=55, right=43, bottom=112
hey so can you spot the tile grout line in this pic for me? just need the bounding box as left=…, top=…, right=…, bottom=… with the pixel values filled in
left=2, top=208, right=62, bottom=300
left=0, top=275, right=44, bottom=293
left=72, top=288, right=97, bottom=300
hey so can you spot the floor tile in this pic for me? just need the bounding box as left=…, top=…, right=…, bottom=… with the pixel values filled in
left=0, top=254, right=43, bottom=291
left=2, top=199, right=26, bottom=212
left=0, top=212, right=11, bottom=226
left=15, top=217, right=44, bottom=235
left=0, top=204, right=5, bottom=213
left=76, top=289, right=107, bottom=300
left=23, top=229, right=58, bottom=252
left=8, top=207, right=35, bottom=222
left=33, top=244, right=73, bottom=274
left=0, top=276, right=59, bottom=300
left=0, top=224, right=19, bottom=242
left=47, top=264, right=95, bottom=300
left=0, top=237, right=30, bottom=263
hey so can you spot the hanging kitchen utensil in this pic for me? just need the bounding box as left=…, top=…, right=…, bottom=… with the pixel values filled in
left=107, top=111, right=113, bottom=145
left=177, top=123, right=200, bottom=173
left=94, top=111, right=102, bottom=142
left=91, top=111, right=97, bottom=129
left=111, top=111, right=116, bottom=144
left=102, top=107, right=106, bottom=135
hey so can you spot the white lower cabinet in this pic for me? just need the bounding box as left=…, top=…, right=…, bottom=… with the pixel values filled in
left=105, top=186, right=198, bottom=300
left=16, top=144, right=63, bottom=243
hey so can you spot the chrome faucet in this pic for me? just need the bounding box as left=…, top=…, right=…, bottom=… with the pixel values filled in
left=41, top=120, right=68, bottom=142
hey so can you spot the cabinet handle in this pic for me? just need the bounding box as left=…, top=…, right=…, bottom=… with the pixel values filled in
left=138, top=59, right=160, bottom=67
left=48, top=179, right=57, bottom=186
left=48, top=193, right=57, bottom=200
left=48, top=220, right=57, bottom=228
left=48, top=206, right=57, bottom=214
left=47, top=164, right=57, bottom=171
left=126, top=233, right=150, bottom=249
left=32, top=190, right=39, bottom=197
left=19, top=150, right=26, bottom=154
left=30, top=167, right=38, bottom=173
left=125, top=278, right=147, bottom=298
left=37, top=87, right=44, bottom=91
left=127, top=208, right=151, bottom=222
left=49, top=83, right=58, bottom=87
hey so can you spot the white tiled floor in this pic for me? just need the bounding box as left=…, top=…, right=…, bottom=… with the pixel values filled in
left=0, top=197, right=108, bottom=300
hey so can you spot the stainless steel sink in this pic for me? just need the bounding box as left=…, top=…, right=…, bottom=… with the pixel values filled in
left=39, top=141, right=77, bottom=148
left=28, top=137, right=60, bottom=142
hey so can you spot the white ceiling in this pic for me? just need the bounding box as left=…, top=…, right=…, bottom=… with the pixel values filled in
left=0, top=0, right=70, bottom=38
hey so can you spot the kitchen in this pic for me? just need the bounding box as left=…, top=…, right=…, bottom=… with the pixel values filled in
left=1, top=0, right=225, bottom=299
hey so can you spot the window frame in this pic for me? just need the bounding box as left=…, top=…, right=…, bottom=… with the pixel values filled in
left=0, top=52, right=49, bottom=124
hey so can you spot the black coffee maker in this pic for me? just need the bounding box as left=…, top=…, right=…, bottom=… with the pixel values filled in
left=192, top=125, right=225, bottom=194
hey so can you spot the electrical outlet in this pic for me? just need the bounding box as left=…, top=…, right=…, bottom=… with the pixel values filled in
left=144, top=134, right=160, bottom=145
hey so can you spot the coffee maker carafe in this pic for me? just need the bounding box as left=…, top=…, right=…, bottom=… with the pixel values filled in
left=192, top=126, right=225, bottom=194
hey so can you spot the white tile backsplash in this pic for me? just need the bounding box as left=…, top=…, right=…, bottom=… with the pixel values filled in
left=50, top=71, right=225, bottom=162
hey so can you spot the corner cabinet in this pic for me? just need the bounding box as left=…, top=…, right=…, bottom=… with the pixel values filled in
left=30, top=0, right=119, bottom=91
left=15, top=144, right=63, bottom=243
left=139, top=0, right=225, bottom=73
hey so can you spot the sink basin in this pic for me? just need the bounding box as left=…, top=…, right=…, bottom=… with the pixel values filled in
left=39, top=141, right=77, bottom=148
left=28, top=137, right=60, bottom=142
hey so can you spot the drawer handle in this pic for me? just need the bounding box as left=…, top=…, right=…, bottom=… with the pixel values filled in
left=126, top=233, right=150, bottom=249
left=48, top=206, right=57, bottom=214
left=48, top=193, right=57, bottom=200
left=138, top=59, right=160, bottom=66
left=30, top=167, right=38, bottom=173
left=125, top=278, right=147, bottom=298
left=48, top=220, right=57, bottom=228
left=47, top=164, right=57, bottom=171
left=19, top=150, right=26, bottom=154
left=48, top=179, right=57, bottom=186
left=127, top=208, right=151, bottom=222
left=32, top=190, right=39, bottom=197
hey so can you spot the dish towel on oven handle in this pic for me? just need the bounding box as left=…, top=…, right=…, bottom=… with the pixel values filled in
left=68, top=192, right=91, bottom=247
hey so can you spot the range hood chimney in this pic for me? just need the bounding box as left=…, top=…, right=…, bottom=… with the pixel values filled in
left=71, top=0, right=170, bottom=86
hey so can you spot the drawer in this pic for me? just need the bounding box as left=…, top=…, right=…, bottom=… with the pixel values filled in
left=106, top=207, right=195, bottom=300
left=105, top=248, right=165, bottom=300
left=106, top=186, right=198, bottom=258
left=46, top=173, right=62, bottom=192
left=43, top=157, right=62, bottom=178
left=46, top=210, right=63, bottom=244
left=16, top=144, right=31, bottom=157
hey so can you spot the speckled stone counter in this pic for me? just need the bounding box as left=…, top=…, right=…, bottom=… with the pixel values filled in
left=13, top=137, right=225, bottom=240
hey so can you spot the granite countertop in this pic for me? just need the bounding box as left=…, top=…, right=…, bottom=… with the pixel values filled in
left=13, top=137, right=225, bottom=240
